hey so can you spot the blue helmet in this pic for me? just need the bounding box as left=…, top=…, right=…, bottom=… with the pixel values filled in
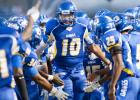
left=93, top=16, right=116, bottom=39
left=37, top=15, right=48, bottom=34
left=115, top=13, right=133, bottom=32
left=37, top=15, right=48, bottom=25
left=124, top=7, right=140, bottom=31
left=75, top=11, right=88, bottom=18
left=95, top=9, right=111, bottom=18
left=101, top=11, right=133, bottom=32
left=29, top=25, right=42, bottom=49
left=56, top=1, right=77, bottom=26
left=105, top=12, right=133, bottom=32
left=7, top=16, right=28, bottom=33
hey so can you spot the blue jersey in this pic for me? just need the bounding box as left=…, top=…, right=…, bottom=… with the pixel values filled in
left=6, top=16, right=31, bottom=57
left=100, top=29, right=135, bottom=77
left=45, top=18, right=59, bottom=36
left=83, top=33, right=105, bottom=77
left=23, top=48, right=38, bottom=80
left=123, top=31, right=140, bottom=77
left=49, top=22, right=94, bottom=67
left=0, top=26, right=19, bottom=88
left=23, top=48, right=41, bottom=100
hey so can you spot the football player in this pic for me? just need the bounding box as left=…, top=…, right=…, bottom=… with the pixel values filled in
left=0, top=18, right=29, bottom=100
left=23, top=26, right=67, bottom=100
left=40, top=1, right=111, bottom=100
left=93, top=15, right=139, bottom=100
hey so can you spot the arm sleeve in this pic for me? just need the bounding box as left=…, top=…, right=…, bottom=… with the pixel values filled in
left=84, top=28, right=94, bottom=46
left=12, top=55, right=23, bottom=68
left=23, top=66, right=39, bottom=78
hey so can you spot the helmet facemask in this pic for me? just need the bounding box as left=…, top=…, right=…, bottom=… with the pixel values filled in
left=58, top=11, right=75, bottom=26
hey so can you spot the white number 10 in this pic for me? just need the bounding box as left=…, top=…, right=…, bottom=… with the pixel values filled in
left=62, top=38, right=81, bottom=56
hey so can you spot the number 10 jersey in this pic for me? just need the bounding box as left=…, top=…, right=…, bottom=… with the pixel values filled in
left=49, top=22, right=94, bottom=67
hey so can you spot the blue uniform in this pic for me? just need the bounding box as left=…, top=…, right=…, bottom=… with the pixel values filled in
left=0, top=25, right=20, bottom=100
left=23, top=25, right=47, bottom=100
left=100, top=29, right=139, bottom=100
left=45, top=18, right=59, bottom=36
left=83, top=33, right=105, bottom=100
left=123, top=31, right=140, bottom=99
left=123, top=31, right=140, bottom=77
left=23, top=48, right=43, bottom=100
left=23, top=24, right=45, bottom=100
left=46, top=18, right=94, bottom=100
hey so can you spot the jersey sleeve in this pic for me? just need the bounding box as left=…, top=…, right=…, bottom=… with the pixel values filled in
left=23, top=52, right=38, bottom=67
left=12, top=55, right=23, bottom=68
left=84, top=28, right=94, bottom=46
left=23, top=66, right=39, bottom=78
left=23, top=52, right=39, bottom=78
left=45, top=18, right=59, bottom=35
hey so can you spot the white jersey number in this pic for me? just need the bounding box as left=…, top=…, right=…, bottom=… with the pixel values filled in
left=62, top=38, right=81, bottom=56
left=0, top=50, right=9, bottom=78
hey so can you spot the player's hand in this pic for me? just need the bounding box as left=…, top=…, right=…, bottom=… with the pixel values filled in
left=50, top=86, right=69, bottom=100
left=83, top=81, right=100, bottom=93
left=27, top=0, right=41, bottom=22
left=52, top=74, right=64, bottom=86
left=108, top=85, right=116, bottom=100
left=87, top=72, right=98, bottom=82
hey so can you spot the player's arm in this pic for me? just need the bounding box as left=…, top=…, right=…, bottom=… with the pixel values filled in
left=47, top=58, right=53, bottom=74
left=34, top=60, right=64, bottom=85
left=36, top=34, right=54, bottom=57
left=22, top=15, right=34, bottom=41
left=32, top=73, right=68, bottom=99
left=87, top=67, right=111, bottom=82
left=108, top=48, right=123, bottom=100
left=39, top=70, right=64, bottom=86
left=35, top=59, right=48, bottom=73
left=41, top=62, right=49, bottom=73
left=98, top=73, right=111, bottom=85
left=12, top=55, right=29, bottom=100
left=14, top=68, right=28, bottom=100
left=110, top=53, right=123, bottom=85
left=88, top=44, right=111, bottom=66
left=32, top=73, right=53, bottom=91
left=36, top=42, right=48, bottom=57
left=105, top=34, right=123, bottom=100
left=84, top=31, right=111, bottom=75
left=84, top=73, right=111, bottom=93
left=22, top=0, right=41, bottom=41
left=11, top=35, right=29, bottom=100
